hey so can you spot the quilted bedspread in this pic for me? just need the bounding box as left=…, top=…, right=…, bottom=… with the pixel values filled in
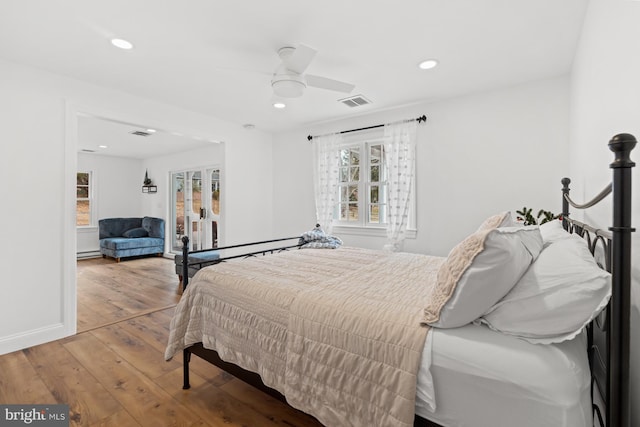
left=165, top=246, right=444, bottom=427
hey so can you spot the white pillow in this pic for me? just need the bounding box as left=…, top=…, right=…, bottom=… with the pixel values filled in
left=480, top=234, right=611, bottom=344
left=476, top=211, right=515, bottom=231
left=423, top=226, right=543, bottom=328
left=539, top=219, right=570, bottom=244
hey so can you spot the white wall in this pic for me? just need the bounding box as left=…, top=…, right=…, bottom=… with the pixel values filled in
left=273, top=76, right=570, bottom=256
left=570, top=0, right=640, bottom=423
left=76, top=153, right=143, bottom=255
left=0, top=57, right=274, bottom=354
left=141, top=129, right=275, bottom=247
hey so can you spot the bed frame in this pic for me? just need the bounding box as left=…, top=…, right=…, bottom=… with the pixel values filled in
left=178, top=134, right=635, bottom=427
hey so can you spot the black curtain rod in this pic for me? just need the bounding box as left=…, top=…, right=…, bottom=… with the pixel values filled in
left=307, top=114, right=427, bottom=141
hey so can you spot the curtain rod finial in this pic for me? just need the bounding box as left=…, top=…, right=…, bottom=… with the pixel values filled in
left=307, top=135, right=313, bottom=141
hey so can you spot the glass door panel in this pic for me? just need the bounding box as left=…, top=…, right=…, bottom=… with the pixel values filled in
left=171, top=167, right=220, bottom=253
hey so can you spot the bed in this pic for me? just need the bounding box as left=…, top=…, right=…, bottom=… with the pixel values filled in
left=165, top=134, right=635, bottom=427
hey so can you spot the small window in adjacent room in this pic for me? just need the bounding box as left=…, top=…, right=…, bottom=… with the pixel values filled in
left=76, top=171, right=93, bottom=226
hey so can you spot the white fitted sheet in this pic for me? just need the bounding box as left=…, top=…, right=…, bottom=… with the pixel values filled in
left=415, top=323, right=592, bottom=427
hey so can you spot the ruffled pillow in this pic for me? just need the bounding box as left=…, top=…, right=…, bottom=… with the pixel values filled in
left=423, top=226, right=543, bottom=328
left=476, top=211, right=515, bottom=231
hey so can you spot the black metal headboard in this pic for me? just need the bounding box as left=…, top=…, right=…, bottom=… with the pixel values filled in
left=560, top=133, right=635, bottom=427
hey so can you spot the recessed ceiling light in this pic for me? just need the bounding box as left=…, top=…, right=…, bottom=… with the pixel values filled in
left=98, top=145, right=108, bottom=149
left=243, top=124, right=255, bottom=130
left=111, top=38, right=133, bottom=50
left=273, top=102, right=286, bottom=109
left=418, top=59, right=439, bottom=70
left=146, top=128, right=156, bottom=133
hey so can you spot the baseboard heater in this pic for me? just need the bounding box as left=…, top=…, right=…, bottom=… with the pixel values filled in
left=76, top=250, right=101, bottom=260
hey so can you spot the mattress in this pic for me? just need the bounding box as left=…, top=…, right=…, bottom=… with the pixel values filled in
left=415, top=323, right=592, bottom=427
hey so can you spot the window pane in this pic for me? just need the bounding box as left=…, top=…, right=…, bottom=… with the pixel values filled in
left=191, top=172, right=202, bottom=214
left=76, top=172, right=89, bottom=185
left=340, top=149, right=350, bottom=166
left=340, top=204, right=349, bottom=220
left=76, top=200, right=90, bottom=226
left=173, top=173, right=185, bottom=250
left=349, top=203, right=358, bottom=220
left=350, top=148, right=360, bottom=165
left=340, top=186, right=348, bottom=202
left=350, top=166, right=360, bottom=181
left=348, top=185, right=358, bottom=202
left=370, top=165, right=379, bottom=182
left=211, top=169, right=220, bottom=215
left=369, top=205, right=380, bottom=223
left=340, top=167, right=348, bottom=182
left=77, top=186, right=89, bottom=198
left=370, top=145, right=381, bottom=164
left=370, top=185, right=379, bottom=203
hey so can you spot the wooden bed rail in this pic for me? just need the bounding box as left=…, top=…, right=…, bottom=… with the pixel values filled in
left=561, top=133, right=636, bottom=427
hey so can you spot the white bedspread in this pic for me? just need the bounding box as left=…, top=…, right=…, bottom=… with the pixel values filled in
left=165, top=247, right=442, bottom=427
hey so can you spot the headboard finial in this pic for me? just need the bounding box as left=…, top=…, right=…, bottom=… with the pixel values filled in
left=561, top=178, right=571, bottom=228
left=608, top=133, right=636, bottom=169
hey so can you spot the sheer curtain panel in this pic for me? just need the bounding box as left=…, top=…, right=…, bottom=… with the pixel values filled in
left=383, top=120, right=417, bottom=251
left=312, top=133, right=342, bottom=234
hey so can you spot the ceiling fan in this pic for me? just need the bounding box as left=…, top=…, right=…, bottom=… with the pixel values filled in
left=271, top=44, right=355, bottom=98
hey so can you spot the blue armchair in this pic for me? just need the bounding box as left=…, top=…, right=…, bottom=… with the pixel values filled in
left=99, top=217, right=165, bottom=262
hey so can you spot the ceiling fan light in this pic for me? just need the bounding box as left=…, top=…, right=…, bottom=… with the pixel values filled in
left=272, top=79, right=306, bottom=98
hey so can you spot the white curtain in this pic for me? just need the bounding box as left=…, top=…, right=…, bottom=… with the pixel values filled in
left=383, top=120, right=417, bottom=252
left=312, top=133, right=342, bottom=235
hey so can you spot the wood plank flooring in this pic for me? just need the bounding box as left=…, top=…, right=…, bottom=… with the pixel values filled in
left=0, top=256, right=322, bottom=427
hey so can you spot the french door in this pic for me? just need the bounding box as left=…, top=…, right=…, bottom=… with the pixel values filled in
left=171, top=167, right=220, bottom=252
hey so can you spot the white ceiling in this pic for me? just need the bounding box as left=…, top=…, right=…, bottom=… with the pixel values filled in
left=0, top=0, right=588, bottom=138
left=77, top=114, right=215, bottom=159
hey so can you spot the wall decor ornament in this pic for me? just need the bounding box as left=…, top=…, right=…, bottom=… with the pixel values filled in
left=142, top=170, right=157, bottom=193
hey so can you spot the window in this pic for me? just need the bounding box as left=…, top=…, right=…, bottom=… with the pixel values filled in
left=313, top=122, right=417, bottom=242
left=336, top=141, right=388, bottom=227
left=76, top=171, right=93, bottom=226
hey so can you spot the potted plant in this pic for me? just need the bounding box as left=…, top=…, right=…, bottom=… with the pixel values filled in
left=515, top=207, right=559, bottom=225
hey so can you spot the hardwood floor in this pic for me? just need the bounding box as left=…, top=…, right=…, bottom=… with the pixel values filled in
left=76, top=256, right=181, bottom=333
left=0, top=256, right=322, bottom=427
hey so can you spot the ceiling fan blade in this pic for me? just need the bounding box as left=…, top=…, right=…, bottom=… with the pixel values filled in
left=285, top=44, right=317, bottom=74
left=306, top=74, right=355, bottom=93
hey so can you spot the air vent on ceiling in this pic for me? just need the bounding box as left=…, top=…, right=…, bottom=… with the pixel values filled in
left=81, top=149, right=96, bottom=153
left=339, top=95, right=371, bottom=108
left=130, top=130, right=152, bottom=137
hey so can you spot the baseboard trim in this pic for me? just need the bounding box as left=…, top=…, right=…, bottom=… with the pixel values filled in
left=0, top=323, right=69, bottom=356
